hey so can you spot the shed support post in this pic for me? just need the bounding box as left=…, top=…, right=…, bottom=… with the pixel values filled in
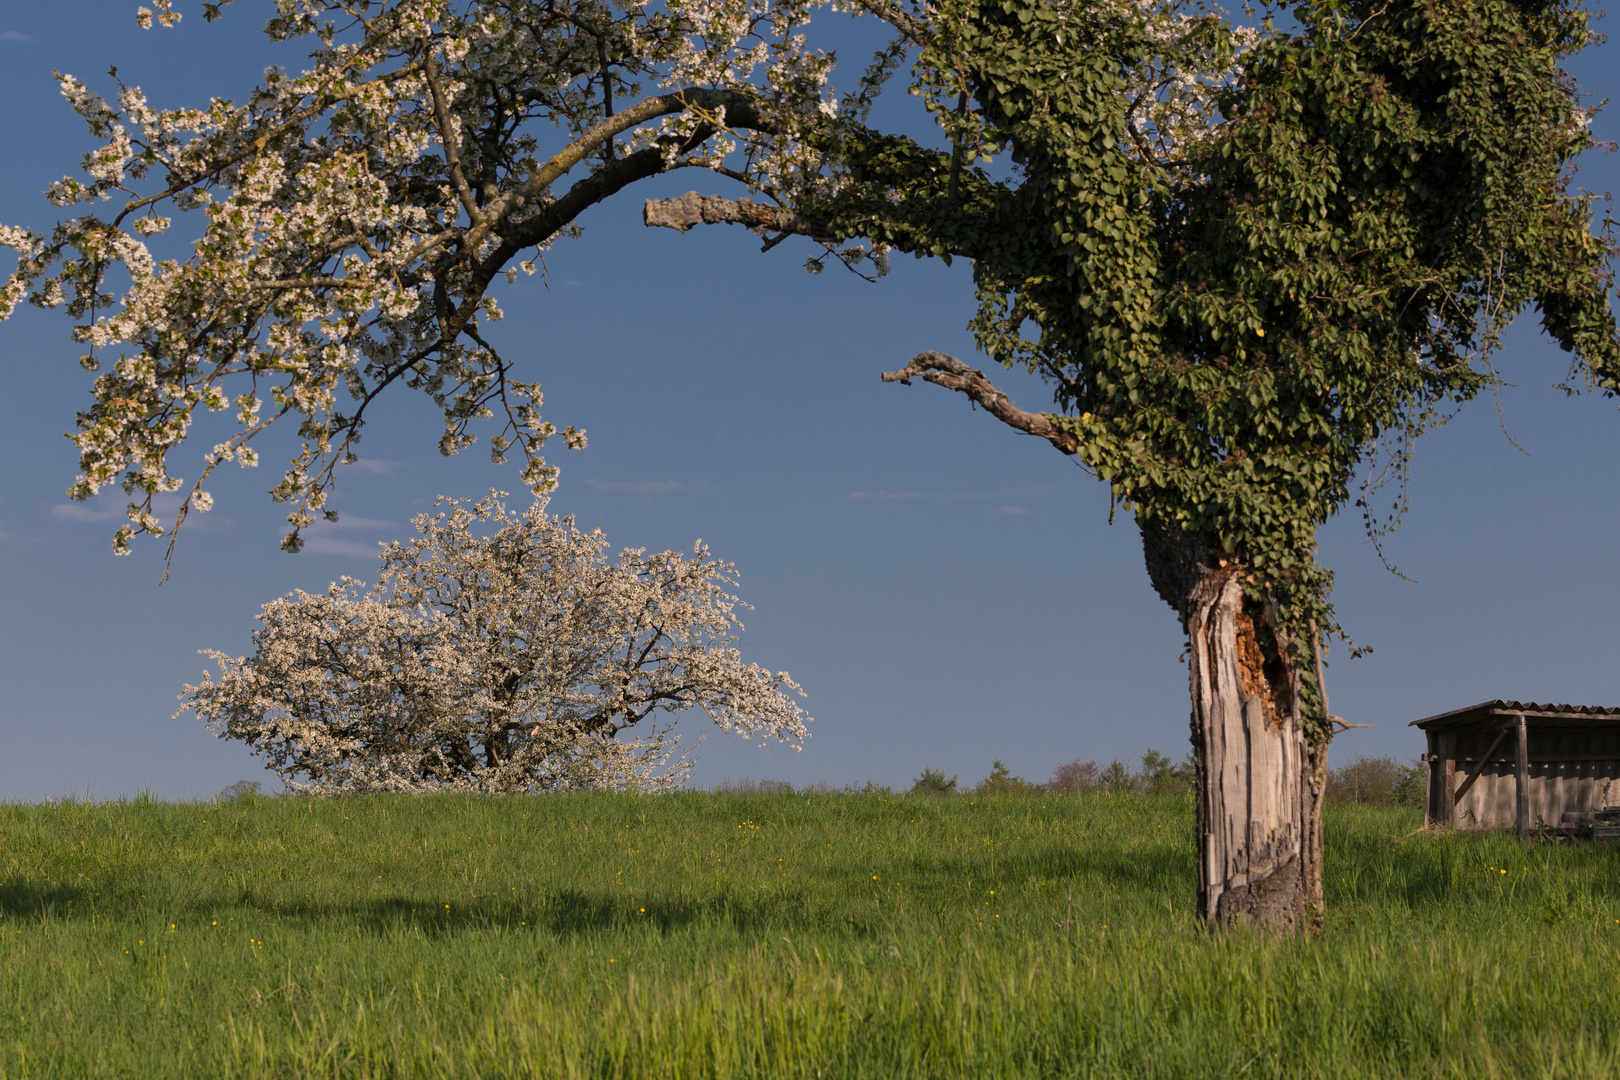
left=1515, top=714, right=1530, bottom=839
left=1439, top=732, right=1456, bottom=828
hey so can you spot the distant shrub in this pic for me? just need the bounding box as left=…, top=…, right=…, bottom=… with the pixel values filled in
left=973, top=760, right=1038, bottom=795
left=1141, top=749, right=1195, bottom=797
left=1044, top=759, right=1101, bottom=794
left=1393, top=760, right=1426, bottom=807
left=218, top=780, right=262, bottom=802
left=715, top=778, right=796, bottom=794
left=910, top=768, right=959, bottom=796
left=1100, top=760, right=1136, bottom=792
left=1326, top=756, right=1425, bottom=807
left=799, top=780, right=898, bottom=796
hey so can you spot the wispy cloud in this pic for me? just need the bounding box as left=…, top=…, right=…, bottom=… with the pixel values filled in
left=847, top=490, right=926, bottom=502
left=300, top=536, right=384, bottom=558
left=848, top=488, right=1049, bottom=505
left=53, top=492, right=189, bottom=524
left=848, top=485, right=1053, bottom=505
left=52, top=502, right=121, bottom=523
left=316, top=514, right=397, bottom=531
left=585, top=479, right=688, bottom=496
left=0, top=30, right=32, bottom=43
left=296, top=512, right=398, bottom=556
left=348, top=458, right=401, bottom=475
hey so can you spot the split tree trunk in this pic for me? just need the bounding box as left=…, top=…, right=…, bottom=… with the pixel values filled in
left=1143, top=523, right=1328, bottom=933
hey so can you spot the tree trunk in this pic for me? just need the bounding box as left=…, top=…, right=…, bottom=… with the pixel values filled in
left=1142, top=523, right=1328, bottom=933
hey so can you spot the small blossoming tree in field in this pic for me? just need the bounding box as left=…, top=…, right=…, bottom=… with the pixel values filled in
left=180, top=492, right=810, bottom=792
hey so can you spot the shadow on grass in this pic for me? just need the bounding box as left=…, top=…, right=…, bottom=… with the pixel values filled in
left=0, top=881, right=842, bottom=939
left=0, top=879, right=87, bottom=919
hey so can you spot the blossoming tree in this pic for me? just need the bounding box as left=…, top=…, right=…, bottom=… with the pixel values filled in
left=0, top=0, right=873, bottom=555
left=180, top=491, right=810, bottom=792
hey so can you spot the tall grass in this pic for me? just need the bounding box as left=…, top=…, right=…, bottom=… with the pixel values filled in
left=3, top=791, right=1618, bottom=1078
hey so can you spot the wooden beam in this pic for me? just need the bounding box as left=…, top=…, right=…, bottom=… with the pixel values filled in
left=1516, top=714, right=1530, bottom=839
left=1425, top=732, right=1440, bottom=826
left=1451, top=752, right=1620, bottom=765
left=1440, top=732, right=1457, bottom=827
left=1453, top=726, right=1513, bottom=807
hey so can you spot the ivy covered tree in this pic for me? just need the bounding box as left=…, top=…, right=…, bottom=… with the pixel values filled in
left=655, top=0, right=1618, bottom=929
left=4, top=0, right=1615, bottom=931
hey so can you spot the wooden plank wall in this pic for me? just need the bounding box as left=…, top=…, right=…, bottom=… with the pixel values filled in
left=1451, top=725, right=1620, bottom=829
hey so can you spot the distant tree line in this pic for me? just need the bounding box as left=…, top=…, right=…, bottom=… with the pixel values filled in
left=909, top=753, right=1197, bottom=798
left=723, top=752, right=1425, bottom=805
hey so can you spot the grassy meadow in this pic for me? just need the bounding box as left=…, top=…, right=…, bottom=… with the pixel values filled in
left=3, top=790, right=1619, bottom=1079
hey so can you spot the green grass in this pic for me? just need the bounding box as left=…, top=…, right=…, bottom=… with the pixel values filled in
left=3, top=790, right=1619, bottom=1079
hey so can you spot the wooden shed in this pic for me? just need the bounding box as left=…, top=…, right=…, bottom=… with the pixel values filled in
left=1413, top=700, right=1620, bottom=836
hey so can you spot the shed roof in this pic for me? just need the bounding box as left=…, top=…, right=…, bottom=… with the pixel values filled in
left=1410, top=700, right=1620, bottom=731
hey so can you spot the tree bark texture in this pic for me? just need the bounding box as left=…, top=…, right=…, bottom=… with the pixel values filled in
left=1143, top=524, right=1326, bottom=933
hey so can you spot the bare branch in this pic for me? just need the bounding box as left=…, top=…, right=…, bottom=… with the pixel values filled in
left=643, top=191, right=830, bottom=241
left=881, top=350, right=1079, bottom=454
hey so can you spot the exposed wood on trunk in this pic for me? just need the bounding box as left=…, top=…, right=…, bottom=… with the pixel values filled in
left=1185, top=563, right=1318, bottom=933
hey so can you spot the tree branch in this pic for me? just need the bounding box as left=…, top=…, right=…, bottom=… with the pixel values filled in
left=422, top=44, right=483, bottom=223
left=850, top=0, right=934, bottom=47
left=881, top=351, right=1078, bottom=454
left=643, top=191, right=831, bottom=242
left=461, top=87, right=765, bottom=255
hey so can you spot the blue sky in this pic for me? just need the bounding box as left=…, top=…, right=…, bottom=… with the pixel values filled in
left=2, top=2, right=1619, bottom=801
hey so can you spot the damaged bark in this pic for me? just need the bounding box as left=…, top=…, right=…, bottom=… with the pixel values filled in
left=1145, top=524, right=1327, bottom=933
left=1146, top=524, right=1321, bottom=932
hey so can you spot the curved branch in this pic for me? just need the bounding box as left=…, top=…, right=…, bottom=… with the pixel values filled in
left=850, top=0, right=934, bottom=47
left=461, top=87, right=765, bottom=253
left=881, top=350, right=1078, bottom=454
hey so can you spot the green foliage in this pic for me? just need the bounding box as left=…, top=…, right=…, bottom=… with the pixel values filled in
left=1048, top=750, right=1194, bottom=796
left=1328, top=755, right=1427, bottom=807
left=909, top=767, right=960, bottom=795
left=973, top=759, right=1038, bottom=795
left=819, top=0, right=1620, bottom=739
left=1394, top=760, right=1427, bottom=807
left=4, top=794, right=1620, bottom=1077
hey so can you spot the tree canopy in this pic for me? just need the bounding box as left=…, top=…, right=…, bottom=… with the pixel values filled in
left=791, top=0, right=1618, bottom=744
